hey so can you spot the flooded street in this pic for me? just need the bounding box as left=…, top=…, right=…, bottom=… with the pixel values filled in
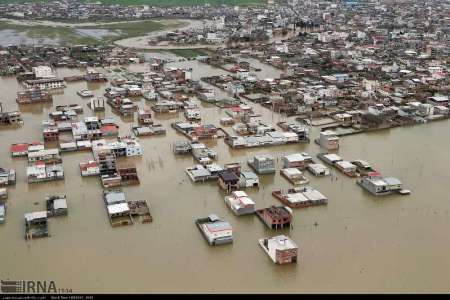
left=1, top=53, right=450, bottom=293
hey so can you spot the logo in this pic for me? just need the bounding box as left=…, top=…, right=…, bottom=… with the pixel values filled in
left=1, top=280, right=22, bottom=293
left=1, top=280, right=72, bottom=294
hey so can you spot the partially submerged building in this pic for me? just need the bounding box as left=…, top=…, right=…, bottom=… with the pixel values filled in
left=218, top=170, right=240, bottom=193
left=128, top=200, right=152, bottom=224
left=239, top=171, right=259, bottom=188
left=103, top=189, right=133, bottom=227
left=259, top=235, right=298, bottom=264
left=224, top=191, right=256, bottom=216
left=280, top=168, right=309, bottom=185
left=25, top=211, right=49, bottom=240
left=316, top=130, right=340, bottom=150
left=256, top=206, right=292, bottom=229
left=357, top=172, right=406, bottom=196
left=282, top=153, right=313, bottom=170
left=16, top=88, right=52, bottom=104
left=26, top=162, right=64, bottom=183
left=195, top=214, right=233, bottom=246
left=0, top=168, right=16, bottom=187
left=46, top=195, right=68, bottom=217
left=306, top=163, right=330, bottom=177
left=248, top=154, right=276, bottom=174
left=0, top=109, right=23, bottom=126
left=0, top=203, right=5, bottom=224
left=79, top=161, right=100, bottom=177
left=272, top=186, right=328, bottom=208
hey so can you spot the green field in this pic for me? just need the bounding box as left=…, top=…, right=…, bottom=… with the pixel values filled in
left=0, top=0, right=265, bottom=5
left=0, top=19, right=179, bottom=45
left=0, top=21, right=95, bottom=44
left=88, top=0, right=264, bottom=5
left=168, top=48, right=207, bottom=58
left=87, top=19, right=168, bottom=40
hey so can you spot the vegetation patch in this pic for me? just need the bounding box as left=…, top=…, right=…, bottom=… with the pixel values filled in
left=168, top=48, right=206, bottom=58
left=0, top=19, right=180, bottom=45
left=2, top=0, right=264, bottom=6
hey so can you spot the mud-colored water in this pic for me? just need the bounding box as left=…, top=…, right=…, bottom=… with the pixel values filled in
left=1, top=53, right=450, bottom=293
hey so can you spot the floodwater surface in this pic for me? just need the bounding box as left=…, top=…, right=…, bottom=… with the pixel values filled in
left=1, top=53, right=450, bottom=293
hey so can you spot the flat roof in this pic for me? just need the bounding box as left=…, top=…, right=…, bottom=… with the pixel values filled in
left=384, top=177, right=402, bottom=185
left=107, top=203, right=130, bottom=215
left=336, top=161, right=356, bottom=169
left=105, top=191, right=126, bottom=205
left=323, top=153, right=342, bottom=162
left=239, top=197, right=255, bottom=206
left=308, top=163, right=328, bottom=171
left=283, top=168, right=302, bottom=176
left=191, top=168, right=211, bottom=177
left=25, top=211, right=47, bottom=222
left=241, top=171, right=258, bottom=180
left=205, top=221, right=232, bottom=233
left=220, top=171, right=239, bottom=181
left=53, top=198, right=68, bottom=210
left=267, top=235, right=298, bottom=250
left=232, top=191, right=248, bottom=198
left=284, top=153, right=306, bottom=162
left=303, top=188, right=327, bottom=201
left=286, top=192, right=309, bottom=203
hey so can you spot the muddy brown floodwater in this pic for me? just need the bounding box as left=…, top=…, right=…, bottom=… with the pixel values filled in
left=1, top=52, right=450, bottom=293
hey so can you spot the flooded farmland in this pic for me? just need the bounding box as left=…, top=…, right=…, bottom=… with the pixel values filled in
left=1, top=53, right=450, bottom=294
left=0, top=29, right=60, bottom=46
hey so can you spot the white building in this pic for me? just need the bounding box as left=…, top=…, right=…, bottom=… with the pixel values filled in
left=259, top=235, right=298, bottom=264
left=224, top=191, right=256, bottom=215
left=318, top=130, right=340, bottom=150
left=123, top=139, right=143, bottom=157
left=32, top=66, right=55, bottom=79
left=239, top=171, right=259, bottom=188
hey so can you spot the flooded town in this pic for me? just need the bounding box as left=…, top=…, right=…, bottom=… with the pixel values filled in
left=0, top=0, right=450, bottom=294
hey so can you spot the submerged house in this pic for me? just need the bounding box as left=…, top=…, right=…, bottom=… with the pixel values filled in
left=24, top=78, right=65, bottom=90
left=0, top=203, right=5, bottom=224
left=0, top=168, right=16, bottom=187
left=0, top=188, right=6, bottom=201
left=224, top=191, right=256, bottom=216
left=256, top=206, right=293, bottom=229
left=272, top=186, right=328, bottom=208
left=335, top=160, right=357, bottom=177
left=173, top=141, right=191, bottom=154
left=306, top=163, right=330, bottom=176
left=186, top=165, right=212, bottom=182
left=239, top=171, right=259, bottom=188
left=280, top=168, right=309, bottom=185
left=151, top=100, right=183, bottom=113
left=138, top=107, right=153, bottom=125
left=46, top=195, right=68, bottom=217
left=218, top=170, right=240, bottom=193
left=79, top=161, right=100, bottom=176
left=248, top=154, right=276, bottom=174
left=117, top=162, right=140, bottom=185
left=27, top=148, right=61, bottom=164
left=357, top=172, right=404, bottom=196
left=317, top=130, right=340, bottom=150
left=103, top=189, right=133, bottom=227
left=26, top=162, right=64, bottom=183
left=0, top=110, right=23, bottom=125
left=128, top=200, right=153, bottom=224
left=259, top=235, right=298, bottom=264
left=16, top=88, right=53, bottom=104
left=195, top=214, right=233, bottom=246
left=25, top=211, right=49, bottom=239
left=282, top=153, right=313, bottom=169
